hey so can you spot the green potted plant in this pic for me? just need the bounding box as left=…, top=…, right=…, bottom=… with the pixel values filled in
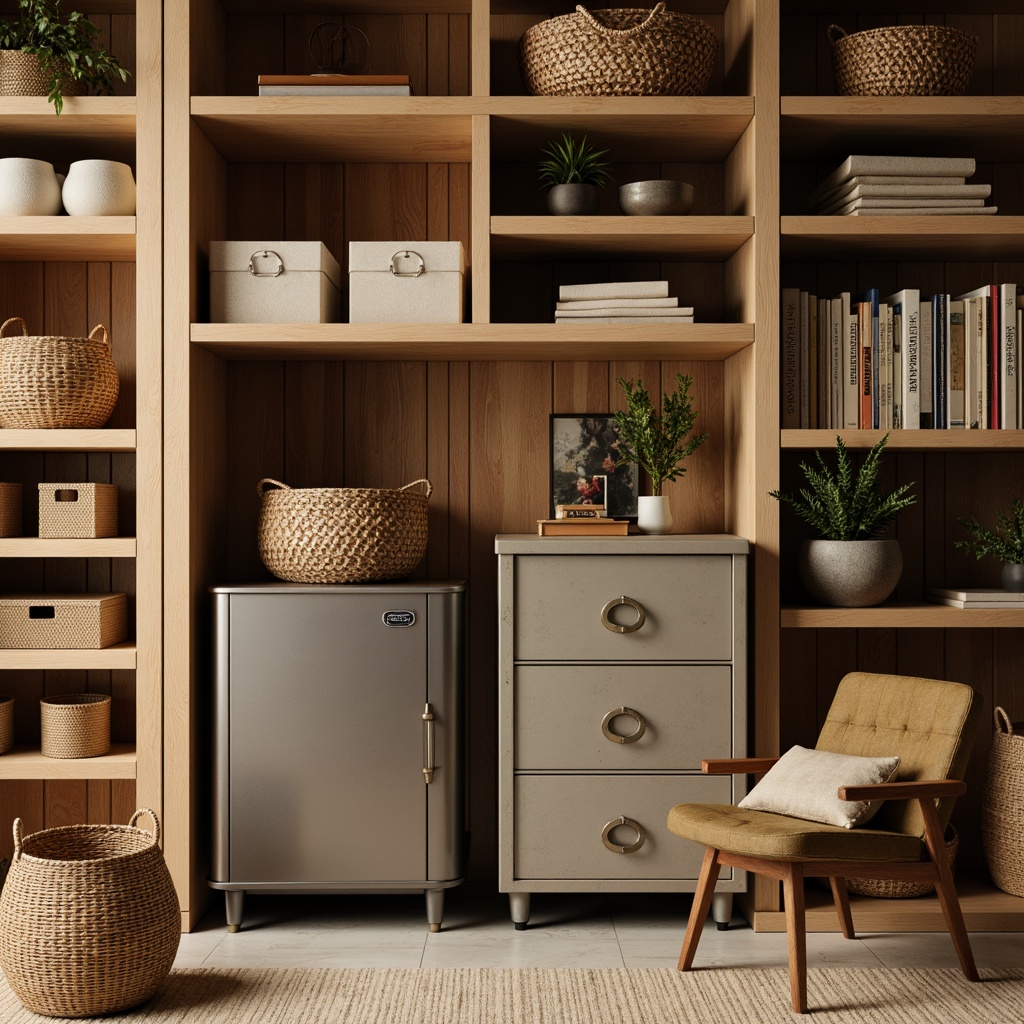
left=538, top=131, right=611, bottom=215
left=613, top=372, right=707, bottom=534
left=0, top=0, right=130, bottom=115
left=769, top=433, right=916, bottom=607
left=954, top=499, right=1024, bottom=592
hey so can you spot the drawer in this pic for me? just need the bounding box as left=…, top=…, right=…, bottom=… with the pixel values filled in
left=514, top=775, right=733, bottom=880
left=513, top=555, right=734, bottom=662
left=515, top=665, right=733, bottom=770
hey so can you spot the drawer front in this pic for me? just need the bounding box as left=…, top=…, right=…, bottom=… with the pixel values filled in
left=515, top=665, right=733, bottom=770
left=514, top=555, right=734, bottom=662
left=515, top=775, right=733, bottom=880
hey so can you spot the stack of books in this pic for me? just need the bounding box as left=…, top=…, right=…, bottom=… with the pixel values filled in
left=257, top=74, right=412, bottom=96
left=929, top=588, right=1024, bottom=609
left=555, top=280, right=693, bottom=323
left=808, top=155, right=996, bottom=216
left=537, top=517, right=629, bottom=536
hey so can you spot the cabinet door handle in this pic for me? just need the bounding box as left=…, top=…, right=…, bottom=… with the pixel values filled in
left=601, top=816, right=646, bottom=854
left=601, top=706, right=646, bottom=744
left=600, top=595, right=646, bottom=634
left=422, top=703, right=435, bottom=784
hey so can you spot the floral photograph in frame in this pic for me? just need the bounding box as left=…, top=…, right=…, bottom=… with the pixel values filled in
left=549, top=413, right=639, bottom=520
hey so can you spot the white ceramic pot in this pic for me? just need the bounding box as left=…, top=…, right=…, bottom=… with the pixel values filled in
left=637, top=495, right=673, bottom=535
left=798, top=538, right=902, bottom=607
left=62, top=160, right=137, bottom=216
left=0, top=158, right=62, bottom=216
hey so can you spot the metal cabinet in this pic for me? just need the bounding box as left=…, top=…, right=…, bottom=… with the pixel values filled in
left=209, top=581, right=465, bottom=932
left=495, top=535, right=748, bottom=928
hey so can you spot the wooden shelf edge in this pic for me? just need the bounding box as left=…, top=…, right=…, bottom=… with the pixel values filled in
left=782, top=429, right=1024, bottom=451
left=0, top=538, right=137, bottom=558
left=0, top=743, right=136, bottom=780
left=0, top=429, right=136, bottom=452
left=782, top=603, right=1024, bottom=629
left=0, top=217, right=136, bottom=261
left=0, top=642, right=136, bottom=670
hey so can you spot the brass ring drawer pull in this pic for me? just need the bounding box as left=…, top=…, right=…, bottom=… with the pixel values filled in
left=601, top=706, right=646, bottom=744
left=600, top=595, right=646, bottom=634
left=601, top=816, right=646, bottom=854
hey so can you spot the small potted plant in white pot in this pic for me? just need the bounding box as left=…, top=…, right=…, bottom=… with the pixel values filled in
left=538, top=131, right=611, bottom=215
left=613, top=372, right=707, bottom=534
left=769, top=433, right=915, bottom=607
left=955, top=499, right=1024, bottom=592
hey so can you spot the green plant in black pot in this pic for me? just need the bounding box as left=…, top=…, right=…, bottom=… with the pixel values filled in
left=538, top=131, right=611, bottom=215
left=955, top=499, right=1024, bottom=591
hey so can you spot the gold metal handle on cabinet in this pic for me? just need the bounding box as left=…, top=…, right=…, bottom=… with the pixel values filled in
left=422, top=703, right=435, bottom=784
left=600, top=596, right=646, bottom=634
left=601, top=816, right=646, bottom=854
left=601, top=706, right=646, bottom=744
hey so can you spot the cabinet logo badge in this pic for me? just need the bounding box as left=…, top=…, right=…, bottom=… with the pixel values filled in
left=382, top=610, right=416, bottom=627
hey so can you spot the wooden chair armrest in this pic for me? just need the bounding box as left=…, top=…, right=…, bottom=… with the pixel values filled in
left=702, top=757, right=779, bottom=775
left=838, top=779, right=967, bottom=802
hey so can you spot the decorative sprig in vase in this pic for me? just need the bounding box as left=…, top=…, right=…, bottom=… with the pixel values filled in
left=955, top=499, right=1024, bottom=592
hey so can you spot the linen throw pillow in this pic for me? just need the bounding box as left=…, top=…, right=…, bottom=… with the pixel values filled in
left=738, top=745, right=900, bottom=828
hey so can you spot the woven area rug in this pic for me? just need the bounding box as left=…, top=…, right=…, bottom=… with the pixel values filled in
left=1, top=967, right=1022, bottom=1023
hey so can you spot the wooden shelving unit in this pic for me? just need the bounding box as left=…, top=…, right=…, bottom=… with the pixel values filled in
left=0, top=429, right=136, bottom=451
left=0, top=217, right=136, bottom=261
left=0, top=538, right=137, bottom=557
left=783, top=430, right=1024, bottom=451
left=0, top=745, right=136, bottom=780
left=782, top=604, right=1024, bottom=629
left=0, top=643, right=137, bottom=671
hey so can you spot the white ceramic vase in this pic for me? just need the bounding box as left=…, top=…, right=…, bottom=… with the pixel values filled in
left=0, top=158, right=62, bottom=216
left=62, top=160, right=137, bottom=216
left=798, top=538, right=902, bottom=607
left=637, top=495, right=673, bottom=535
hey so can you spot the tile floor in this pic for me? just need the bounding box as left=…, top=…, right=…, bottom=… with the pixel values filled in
left=174, top=886, right=1024, bottom=971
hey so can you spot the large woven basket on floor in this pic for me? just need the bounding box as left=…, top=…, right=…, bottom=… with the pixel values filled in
left=846, top=826, right=958, bottom=898
left=0, top=50, right=83, bottom=99
left=519, top=3, right=717, bottom=97
left=0, top=809, right=180, bottom=1018
left=0, top=317, right=119, bottom=428
left=829, top=24, right=976, bottom=97
left=258, top=477, right=431, bottom=584
left=982, top=707, right=1024, bottom=896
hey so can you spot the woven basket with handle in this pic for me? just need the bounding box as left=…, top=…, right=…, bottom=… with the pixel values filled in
left=846, top=825, right=958, bottom=898
left=0, top=317, right=119, bottom=428
left=0, top=809, right=180, bottom=1017
left=519, top=3, right=718, bottom=97
left=257, top=477, right=431, bottom=584
left=982, top=707, right=1024, bottom=896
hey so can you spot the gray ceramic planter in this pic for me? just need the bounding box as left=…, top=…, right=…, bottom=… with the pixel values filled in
left=1002, top=563, right=1024, bottom=592
left=798, top=538, right=903, bottom=607
left=546, top=183, right=601, bottom=215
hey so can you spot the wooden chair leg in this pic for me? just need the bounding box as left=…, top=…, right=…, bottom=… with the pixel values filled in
left=677, top=847, right=721, bottom=972
left=782, top=863, right=808, bottom=1014
left=828, top=876, right=855, bottom=939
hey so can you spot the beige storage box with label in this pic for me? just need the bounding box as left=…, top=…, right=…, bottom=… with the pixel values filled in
left=0, top=482, right=22, bottom=537
left=210, top=241, right=342, bottom=323
left=0, top=593, right=127, bottom=649
left=349, top=241, right=465, bottom=323
left=38, top=482, right=118, bottom=538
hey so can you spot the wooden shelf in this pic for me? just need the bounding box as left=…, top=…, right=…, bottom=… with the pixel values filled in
left=0, top=643, right=136, bottom=670
left=0, top=217, right=136, bottom=261
left=783, top=430, right=1024, bottom=451
left=782, top=603, right=1024, bottom=629
left=491, top=216, right=754, bottom=259
left=0, top=538, right=137, bottom=558
left=0, top=744, right=136, bottom=780
left=0, top=430, right=136, bottom=452
left=0, top=97, right=136, bottom=163
left=191, top=322, right=754, bottom=361
left=220, top=0, right=469, bottom=10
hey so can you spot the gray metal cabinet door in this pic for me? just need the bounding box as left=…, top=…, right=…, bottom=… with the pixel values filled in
left=227, top=593, right=427, bottom=883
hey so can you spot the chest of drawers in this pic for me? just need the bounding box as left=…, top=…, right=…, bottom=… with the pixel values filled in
left=495, top=534, right=748, bottom=928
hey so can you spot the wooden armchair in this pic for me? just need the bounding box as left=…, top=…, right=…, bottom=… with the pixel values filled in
left=666, top=671, right=983, bottom=1013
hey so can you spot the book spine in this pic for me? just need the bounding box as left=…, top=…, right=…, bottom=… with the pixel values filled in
left=782, top=288, right=800, bottom=428
left=893, top=308, right=903, bottom=429
left=555, top=297, right=678, bottom=310
left=842, top=294, right=859, bottom=430
left=800, top=291, right=810, bottom=428
left=867, top=288, right=880, bottom=429
left=859, top=300, right=872, bottom=429
left=830, top=297, right=843, bottom=430
left=948, top=299, right=966, bottom=428
left=904, top=294, right=920, bottom=429
left=1001, top=283, right=1018, bottom=430
left=920, top=301, right=933, bottom=428
left=990, top=286, right=1000, bottom=429
left=558, top=280, right=668, bottom=301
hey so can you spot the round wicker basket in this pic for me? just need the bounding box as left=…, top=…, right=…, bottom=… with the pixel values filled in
left=519, top=3, right=718, bottom=97
left=257, top=477, right=431, bottom=584
left=0, top=50, right=84, bottom=100
left=0, top=810, right=180, bottom=1018
left=40, top=692, right=111, bottom=759
left=829, top=24, right=976, bottom=97
left=982, top=708, right=1024, bottom=896
left=846, top=826, right=958, bottom=899
left=0, top=317, right=120, bottom=429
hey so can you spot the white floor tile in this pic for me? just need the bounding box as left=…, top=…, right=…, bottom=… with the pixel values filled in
left=861, top=930, right=1024, bottom=970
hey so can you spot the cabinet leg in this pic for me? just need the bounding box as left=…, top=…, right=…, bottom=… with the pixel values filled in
left=509, top=891, right=531, bottom=929
left=225, top=890, right=244, bottom=933
left=711, top=892, right=733, bottom=931
left=425, top=889, right=444, bottom=933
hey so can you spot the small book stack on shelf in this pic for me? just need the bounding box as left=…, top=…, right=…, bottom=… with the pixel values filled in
left=929, top=588, right=1024, bottom=609
left=555, top=280, right=693, bottom=324
left=554, top=504, right=607, bottom=519
left=257, top=74, right=412, bottom=96
left=808, top=155, right=996, bottom=216
left=537, top=517, right=629, bottom=536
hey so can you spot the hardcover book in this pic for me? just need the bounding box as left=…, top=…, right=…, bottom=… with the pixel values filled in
left=559, top=281, right=669, bottom=302
left=536, top=518, right=629, bottom=536
left=808, top=155, right=977, bottom=208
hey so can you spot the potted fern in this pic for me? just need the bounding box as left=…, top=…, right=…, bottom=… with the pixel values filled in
left=538, top=131, right=611, bottom=215
left=955, top=499, right=1024, bottom=592
left=769, top=433, right=916, bottom=607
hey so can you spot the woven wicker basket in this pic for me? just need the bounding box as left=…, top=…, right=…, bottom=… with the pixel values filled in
left=0, top=317, right=119, bottom=429
left=519, top=3, right=718, bottom=97
left=0, top=809, right=180, bottom=1018
left=257, top=477, right=431, bottom=584
left=0, top=50, right=84, bottom=100
left=829, top=24, right=976, bottom=97
left=0, top=695, right=12, bottom=755
left=982, top=708, right=1024, bottom=896
left=40, top=692, right=111, bottom=758
left=846, top=826, right=958, bottom=899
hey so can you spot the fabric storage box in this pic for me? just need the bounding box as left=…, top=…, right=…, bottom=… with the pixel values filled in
left=0, top=594, right=127, bottom=649
left=38, top=482, right=117, bottom=538
left=349, top=241, right=465, bottom=323
left=210, top=241, right=342, bottom=323
left=0, top=483, right=22, bottom=537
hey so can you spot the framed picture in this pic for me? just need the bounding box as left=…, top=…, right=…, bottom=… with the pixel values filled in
left=549, top=413, right=639, bottom=520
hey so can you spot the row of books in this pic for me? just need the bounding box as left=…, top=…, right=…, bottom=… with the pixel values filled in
left=257, top=74, right=412, bottom=96
left=781, top=284, right=1024, bottom=430
left=555, top=280, right=693, bottom=324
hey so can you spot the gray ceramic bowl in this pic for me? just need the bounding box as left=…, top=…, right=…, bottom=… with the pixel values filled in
left=618, top=180, right=694, bottom=216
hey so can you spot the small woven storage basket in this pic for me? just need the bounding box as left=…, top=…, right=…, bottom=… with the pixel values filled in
left=829, top=24, right=976, bottom=97
left=257, top=477, right=431, bottom=584
left=0, top=317, right=119, bottom=429
left=0, top=50, right=84, bottom=99
left=519, top=3, right=718, bottom=97
left=846, top=826, right=958, bottom=898
left=982, top=707, right=1024, bottom=896
left=40, top=692, right=111, bottom=758
left=0, top=809, right=180, bottom=1018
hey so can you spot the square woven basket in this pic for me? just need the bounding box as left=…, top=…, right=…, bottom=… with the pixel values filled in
left=0, top=594, right=127, bottom=649
left=38, top=483, right=118, bottom=539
